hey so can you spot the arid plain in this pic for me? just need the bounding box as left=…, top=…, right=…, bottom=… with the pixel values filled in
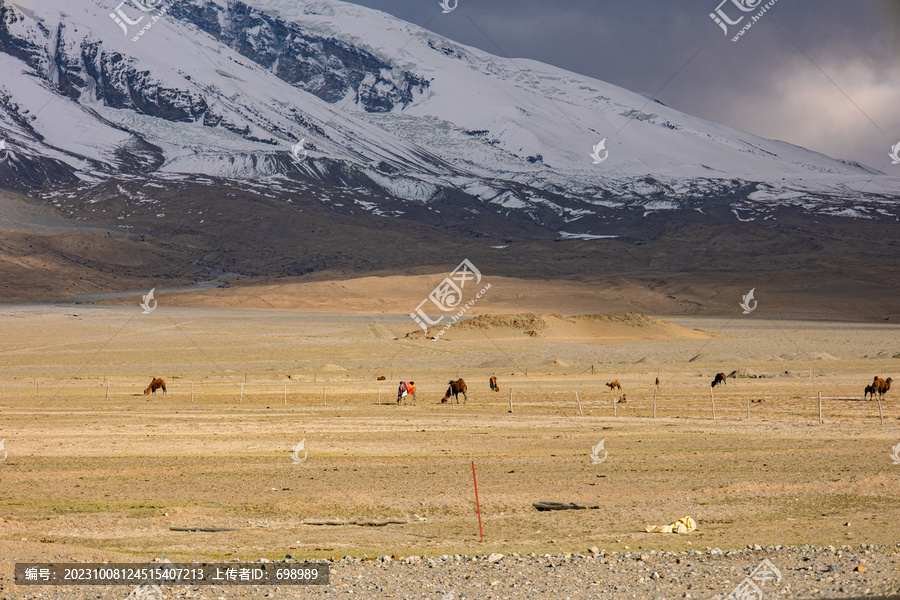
left=1, top=296, right=899, bottom=587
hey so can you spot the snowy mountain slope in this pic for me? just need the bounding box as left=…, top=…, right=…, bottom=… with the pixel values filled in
left=0, top=0, right=897, bottom=227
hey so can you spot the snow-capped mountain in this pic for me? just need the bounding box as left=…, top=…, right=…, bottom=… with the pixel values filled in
left=0, top=0, right=897, bottom=228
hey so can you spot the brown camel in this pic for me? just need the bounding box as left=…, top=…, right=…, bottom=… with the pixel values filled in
left=874, top=377, right=892, bottom=400
left=711, top=373, right=727, bottom=388
left=489, top=376, right=499, bottom=392
left=443, top=379, right=467, bottom=404
left=864, top=384, right=876, bottom=401
left=606, top=380, right=621, bottom=391
left=144, top=378, right=166, bottom=395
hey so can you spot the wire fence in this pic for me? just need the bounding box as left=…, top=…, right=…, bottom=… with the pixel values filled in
left=0, top=373, right=892, bottom=425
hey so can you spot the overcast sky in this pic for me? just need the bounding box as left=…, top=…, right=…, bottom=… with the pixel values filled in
left=345, top=0, right=900, bottom=173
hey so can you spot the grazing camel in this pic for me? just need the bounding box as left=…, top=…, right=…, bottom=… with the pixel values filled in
left=489, top=376, right=499, bottom=392
left=397, top=381, right=416, bottom=404
left=377, top=375, right=386, bottom=381
left=864, top=384, right=876, bottom=401
left=874, top=377, right=892, bottom=401
left=443, top=379, right=467, bottom=404
left=606, top=380, right=621, bottom=391
left=144, top=378, right=166, bottom=395
left=655, top=377, right=660, bottom=387
left=711, top=373, right=727, bottom=388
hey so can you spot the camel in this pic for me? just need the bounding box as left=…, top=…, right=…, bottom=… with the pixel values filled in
left=864, top=384, right=876, bottom=401
left=711, top=373, right=727, bottom=388
left=443, top=379, right=467, bottom=404
left=489, top=376, right=499, bottom=392
left=874, top=377, right=892, bottom=401
left=606, top=380, right=621, bottom=391
left=144, top=378, right=166, bottom=395
left=655, top=377, right=660, bottom=387
left=377, top=375, right=386, bottom=381
left=397, top=381, right=416, bottom=404
left=618, top=394, right=627, bottom=404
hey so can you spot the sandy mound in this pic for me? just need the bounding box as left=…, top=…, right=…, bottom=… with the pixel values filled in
left=729, top=368, right=761, bottom=379
left=319, top=364, right=346, bottom=371
left=541, top=358, right=572, bottom=368
left=688, top=352, right=740, bottom=363
left=436, top=313, right=716, bottom=341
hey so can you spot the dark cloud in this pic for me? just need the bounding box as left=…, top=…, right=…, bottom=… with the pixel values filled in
left=344, top=0, right=900, bottom=170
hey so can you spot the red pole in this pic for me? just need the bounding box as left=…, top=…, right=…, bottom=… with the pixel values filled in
left=471, top=460, right=484, bottom=542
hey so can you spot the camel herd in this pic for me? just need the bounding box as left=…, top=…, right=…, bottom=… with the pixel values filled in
left=138, top=373, right=892, bottom=404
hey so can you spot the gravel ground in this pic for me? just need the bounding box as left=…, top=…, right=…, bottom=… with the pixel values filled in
left=3, top=545, right=898, bottom=600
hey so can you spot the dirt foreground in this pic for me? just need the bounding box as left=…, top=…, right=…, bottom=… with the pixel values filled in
left=0, top=306, right=898, bottom=599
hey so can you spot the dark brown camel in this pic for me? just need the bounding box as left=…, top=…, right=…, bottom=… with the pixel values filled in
left=443, top=379, right=467, bottom=404
left=711, top=373, right=727, bottom=388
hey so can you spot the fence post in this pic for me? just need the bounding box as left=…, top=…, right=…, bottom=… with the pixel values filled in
left=653, top=387, right=657, bottom=419
left=508, top=388, right=513, bottom=413
left=378, top=388, right=381, bottom=404
left=818, top=392, right=822, bottom=424
left=576, top=392, right=583, bottom=416
left=240, top=382, right=243, bottom=404
left=746, top=396, right=750, bottom=421
left=709, top=387, right=716, bottom=420
left=106, top=379, right=110, bottom=400
left=877, top=398, right=884, bottom=426
left=613, top=395, right=617, bottom=417
left=191, top=383, right=194, bottom=402
left=323, top=388, right=326, bottom=406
